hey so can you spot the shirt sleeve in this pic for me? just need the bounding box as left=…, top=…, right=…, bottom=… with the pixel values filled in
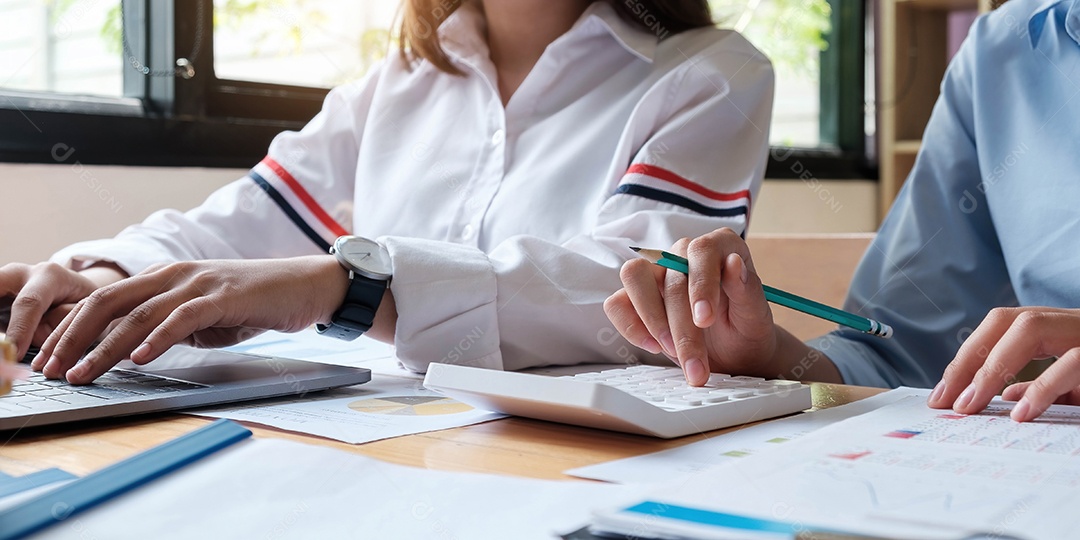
left=50, top=79, right=376, bottom=275
left=386, top=46, right=774, bottom=372
left=810, top=19, right=1017, bottom=388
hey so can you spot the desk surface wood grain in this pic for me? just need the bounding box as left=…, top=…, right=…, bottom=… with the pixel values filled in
left=0, top=383, right=883, bottom=480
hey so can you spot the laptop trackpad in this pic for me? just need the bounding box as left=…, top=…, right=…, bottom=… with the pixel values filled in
left=114, top=346, right=337, bottom=386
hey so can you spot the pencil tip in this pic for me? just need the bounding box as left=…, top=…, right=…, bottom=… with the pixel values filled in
left=629, top=246, right=641, bottom=252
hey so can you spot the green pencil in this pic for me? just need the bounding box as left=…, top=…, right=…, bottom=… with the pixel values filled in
left=630, top=247, right=893, bottom=339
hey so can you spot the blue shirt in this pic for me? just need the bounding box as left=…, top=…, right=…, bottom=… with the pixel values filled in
left=811, top=0, right=1080, bottom=388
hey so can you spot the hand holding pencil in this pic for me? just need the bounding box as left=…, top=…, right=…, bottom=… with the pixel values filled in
left=604, top=228, right=883, bottom=386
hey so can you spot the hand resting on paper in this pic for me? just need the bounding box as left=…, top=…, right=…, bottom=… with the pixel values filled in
left=928, top=307, right=1080, bottom=422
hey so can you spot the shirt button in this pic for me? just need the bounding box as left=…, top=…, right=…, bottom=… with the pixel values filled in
left=491, top=129, right=505, bottom=146
left=461, top=224, right=475, bottom=241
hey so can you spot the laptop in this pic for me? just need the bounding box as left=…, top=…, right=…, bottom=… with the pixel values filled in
left=0, top=345, right=371, bottom=431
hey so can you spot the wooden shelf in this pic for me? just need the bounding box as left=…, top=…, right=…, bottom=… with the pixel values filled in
left=897, top=0, right=979, bottom=11
left=893, top=139, right=923, bottom=154
left=877, top=0, right=1000, bottom=220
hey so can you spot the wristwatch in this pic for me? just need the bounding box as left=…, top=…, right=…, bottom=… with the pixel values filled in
left=316, top=235, right=393, bottom=341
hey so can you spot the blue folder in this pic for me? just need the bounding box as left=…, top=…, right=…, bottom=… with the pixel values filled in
left=0, top=419, right=251, bottom=540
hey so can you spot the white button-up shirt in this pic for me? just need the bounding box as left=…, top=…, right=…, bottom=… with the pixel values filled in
left=53, top=2, right=774, bottom=372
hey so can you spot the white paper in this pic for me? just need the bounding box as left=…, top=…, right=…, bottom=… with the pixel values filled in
left=30, top=438, right=644, bottom=540
left=568, top=387, right=919, bottom=484
left=193, top=374, right=506, bottom=444
left=224, top=328, right=413, bottom=377
left=597, top=388, right=1080, bottom=540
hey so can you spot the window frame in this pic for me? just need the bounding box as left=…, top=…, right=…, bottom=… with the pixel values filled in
left=0, top=0, right=869, bottom=177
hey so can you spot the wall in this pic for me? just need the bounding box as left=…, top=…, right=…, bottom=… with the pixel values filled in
left=753, top=179, right=878, bottom=234
left=0, top=164, right=243, bottom=265
left=0, top=163, right=877, bottom=264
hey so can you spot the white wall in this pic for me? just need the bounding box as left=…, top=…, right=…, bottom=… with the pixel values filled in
left=0, top=163, right=877, bottom=265
left=0, top=164, right=242, bottom=265
left=753, top=179, right=878, bottom=234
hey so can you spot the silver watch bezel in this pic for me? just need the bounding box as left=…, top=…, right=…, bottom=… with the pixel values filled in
left=330, top=236, right=392, bottom=281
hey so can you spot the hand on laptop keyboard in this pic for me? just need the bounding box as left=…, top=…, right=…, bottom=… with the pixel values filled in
left=31, top=258, right=353, bottom=385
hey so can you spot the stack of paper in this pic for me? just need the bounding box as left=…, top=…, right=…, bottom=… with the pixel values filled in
left=567, top=388, right=919, bottom=484
left=29, top=438, right=643, bottom=540
left=593, top=388, right=1080, bottom=539
left=192, top=330, right=505, bottom=444
left=195, top=374, right=506, bottom=444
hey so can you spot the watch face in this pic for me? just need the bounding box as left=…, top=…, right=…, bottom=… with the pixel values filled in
left=335, top=236, right=392, bottom=280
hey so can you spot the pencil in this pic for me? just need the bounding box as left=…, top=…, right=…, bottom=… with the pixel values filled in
left=630, top=247, right=893, bottom=339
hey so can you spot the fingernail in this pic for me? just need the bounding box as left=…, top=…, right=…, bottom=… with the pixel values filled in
left=641, top=337, right=662, bottom=355
left=693, top=301, right=712, bottom=326
left=659, top=331, right=676, bottom=357
left=1011, top=398, right=1031, bottom=422
left=67, top=362, right=86, bottom=379
left=954, top=384, right=977, bottom=411
left=928, top=381, right=945, bottom=405
left=739, top=255, right=748, bottom=284
left=43, top=355, right=60, bottom=374
left=132, top=342, right=152, bottom=362
left=684, top=358, right=706, bottom=384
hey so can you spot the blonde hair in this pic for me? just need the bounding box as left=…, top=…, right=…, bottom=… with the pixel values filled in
left=398, top=0, right=466, bottom=75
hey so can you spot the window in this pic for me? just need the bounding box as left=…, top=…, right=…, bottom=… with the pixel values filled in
left=0, top=0, right=867, bottom=177
left=213, top=1, right=395, bottom=89
left=0, top=0, right=122, bottom=97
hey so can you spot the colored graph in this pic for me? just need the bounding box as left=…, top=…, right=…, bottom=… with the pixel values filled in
left=347, top=396, right=474, bottom=416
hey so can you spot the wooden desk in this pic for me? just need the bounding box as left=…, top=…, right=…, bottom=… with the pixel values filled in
left=0, top=383, right=882, bottom=480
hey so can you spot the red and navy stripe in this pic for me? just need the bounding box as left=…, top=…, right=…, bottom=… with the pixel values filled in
left=246, top=156, right=348, bottom=251
left=614, top=164, right=751, bottom=219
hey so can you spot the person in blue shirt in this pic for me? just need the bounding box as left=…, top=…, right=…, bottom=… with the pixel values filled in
left=604, top=0, right=1080, bottom=423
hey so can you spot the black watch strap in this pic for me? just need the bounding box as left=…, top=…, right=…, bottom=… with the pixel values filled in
left=316, top=271, right=387, bottom=341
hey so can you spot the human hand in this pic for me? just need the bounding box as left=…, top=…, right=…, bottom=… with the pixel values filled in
left=928, top=307, right=1080, bottom=422
left=604, top=228, right=780, bottom=386
left=33, top=256, right=353, bottom=384
left=0, top=262, right=104, bottom=361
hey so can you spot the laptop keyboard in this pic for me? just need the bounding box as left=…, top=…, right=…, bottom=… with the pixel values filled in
left=0, top=370, right=207, bottom=413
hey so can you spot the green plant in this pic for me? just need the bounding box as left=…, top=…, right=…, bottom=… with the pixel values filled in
left=710, top=0, right=832, bottom=79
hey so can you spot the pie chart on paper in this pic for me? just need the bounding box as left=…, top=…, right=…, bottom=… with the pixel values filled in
left=346, top=395, right=474, bottom=416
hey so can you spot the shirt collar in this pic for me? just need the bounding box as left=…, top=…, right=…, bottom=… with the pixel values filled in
left=1027, top=0, right=1080, bottom=48
left=438, top=1, right=489, bottom=63
left=437, top=1, right=660, bottom=64
left=571, top=1, right=659, bottom=63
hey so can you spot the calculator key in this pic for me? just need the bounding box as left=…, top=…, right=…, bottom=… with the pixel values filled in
left=665, top=397, right=702, bottom=407
left=707, top=374, right=733, bottom=385
left=626, top=365, right=664, bottom=372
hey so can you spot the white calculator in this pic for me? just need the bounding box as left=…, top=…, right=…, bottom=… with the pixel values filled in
left=423, top=364, right=812, bottom=439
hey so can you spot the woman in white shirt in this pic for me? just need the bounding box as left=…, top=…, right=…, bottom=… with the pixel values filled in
left=4, top=0, right=773, bottom=384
